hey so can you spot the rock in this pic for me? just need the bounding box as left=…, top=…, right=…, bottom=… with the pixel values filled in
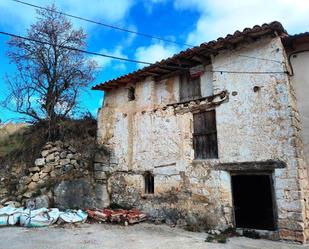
left=68, top=146, right=77, bottom=153
left=71, top=160, right=78, bottom=166
left=94, top=163, right=105, bottom=171
left=29, top=167, right=40, bottom=172
left=42, top=165, right=53, bottom=173
left=95, top=183, right=110, bottom=208
left=46, top=153, right=55, bottom=162
left=54, top=155, right=60, bottom=162
left=39, top=172, right=48, bottom=179
left=41, top=150, right=50, bottom=157
left=35, top=158, right=46, bottom=167
left=20, top=176, right=31, bottom=185
left=4, top=201, right=21, bottom=208
left=16, top=195, right=23, bottom=202
left=49, top=147, right=59, bottom=154
left=60, top=159, right=71, bottom=166
left=43, top=144, right=53, bottom=150
left=28, top=181, right=38, bottom=191
left=50, top=171, right=56, bottom=178
left=64, top=164, right=74, bottom=172
left=67, top=154, right=74, bottom=159
left=31, top=173, right=40, bottom=182
left=26, top=195, right=50, bottom=209
left=0, top=197, right=9, bottom=204
left=37, top=179, right=45, bottom=185
left=60, top=151, right=67, bottom=159
left=95, top=151, right=109, bottom=164
left=54, top=179, right=94, bottom=209
left=95, top=171, right=107, bottom=180
left=23, top=191, right=34, bottom=198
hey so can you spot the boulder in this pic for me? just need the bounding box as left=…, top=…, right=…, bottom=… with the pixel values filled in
left=54, top=179, right=94, bottom=209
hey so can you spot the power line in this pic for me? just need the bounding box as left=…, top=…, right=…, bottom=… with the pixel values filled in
left=0, top=30, right=162, bottom=67
left=0, top=30, right=288, bottom=75
left=11, top=0, right=194, bottom=48
left=11, top=0, right=286, bottom=65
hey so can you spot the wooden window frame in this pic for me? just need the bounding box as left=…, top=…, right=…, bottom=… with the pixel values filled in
left=179, top=72, right=201, bottom=102
left=193, top=110, right=218, bottom=159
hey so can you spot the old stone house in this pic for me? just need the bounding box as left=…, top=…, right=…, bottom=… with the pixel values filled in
left=92, top=22, right=309, bottom=243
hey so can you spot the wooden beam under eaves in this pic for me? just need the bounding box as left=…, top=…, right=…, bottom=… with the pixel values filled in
left=191, top=54, right=211, bottom=65
left=171, top=57, right=198, bottom=67
left=155, top=69, right=187, bottom=81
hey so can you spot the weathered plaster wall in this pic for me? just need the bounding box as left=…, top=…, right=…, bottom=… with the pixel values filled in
left=97, top=36, right=309, bottom=242
left=289, top=48, right=309, bottom=165
left=286, top=45, right=309, bottom=241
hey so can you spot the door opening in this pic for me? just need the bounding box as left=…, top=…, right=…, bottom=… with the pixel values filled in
left=231, top=174, right=276, bottom=230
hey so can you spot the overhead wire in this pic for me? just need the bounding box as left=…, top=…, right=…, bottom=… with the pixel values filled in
left=11, top=0, right=287, bottom=65
left=11, top=0, right=194, bottom=48
left=0, top=30, right=288, bottom=75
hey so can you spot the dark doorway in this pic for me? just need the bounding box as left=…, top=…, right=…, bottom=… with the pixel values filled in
left=231, top=174, right=276, bottom=230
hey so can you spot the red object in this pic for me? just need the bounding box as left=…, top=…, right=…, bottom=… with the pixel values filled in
left=86, top=208, right=147, bottom=224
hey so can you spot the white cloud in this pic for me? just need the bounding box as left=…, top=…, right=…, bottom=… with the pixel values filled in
left=143, top=0, right=168, bottom=14
left=92, top=46, right=128, bottom=71
left=174, top=0, right=309, bottom=45
left=134, top=43, right=179, bottom=68
left=0, top=0, right=135, bottom=32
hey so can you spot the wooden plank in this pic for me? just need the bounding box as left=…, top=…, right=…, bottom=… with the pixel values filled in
left=193, top=110, right=218, bottom=159
left=179, top=72, right=201, bottom=102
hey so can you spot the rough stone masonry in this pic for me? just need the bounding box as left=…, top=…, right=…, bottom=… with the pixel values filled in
left=93, top=23, right=309, bottom=243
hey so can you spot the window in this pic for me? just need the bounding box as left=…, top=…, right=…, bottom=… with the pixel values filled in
left=179, top=72, right=201, bottom=102
left=144, top=172, right=154, bottom=194
left=128, top=86, right=135, bottom=101
left=193, top=110, right=218, bottom=159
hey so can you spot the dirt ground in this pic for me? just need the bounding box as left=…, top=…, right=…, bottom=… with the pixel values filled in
left=0, top=223, right=308, bottom=249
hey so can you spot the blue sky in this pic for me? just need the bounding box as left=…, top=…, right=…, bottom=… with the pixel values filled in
left=0, top=0, right=309, bottom=122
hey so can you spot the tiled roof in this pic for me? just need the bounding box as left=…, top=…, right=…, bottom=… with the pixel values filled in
left=92, top=21, right=287, bottom=91
left=282, top=32, right=309, bottom=47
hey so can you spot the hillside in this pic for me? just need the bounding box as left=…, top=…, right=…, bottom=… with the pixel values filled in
left=0, top=123, right=28, bottom=157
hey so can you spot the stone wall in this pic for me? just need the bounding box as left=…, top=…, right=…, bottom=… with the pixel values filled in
left=96, top=36, right=309, bottom=242
left=10, top=141, right=97, bottom=209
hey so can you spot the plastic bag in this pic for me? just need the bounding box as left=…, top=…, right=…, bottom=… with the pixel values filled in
left=59, top=210, right=88, bottom=223
left=20, top=208, right=60, bottom=227
left=0, top=206, right=23, bottom=226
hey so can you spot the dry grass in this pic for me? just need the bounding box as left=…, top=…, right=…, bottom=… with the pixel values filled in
left=0, top=115, right=97, bottom=168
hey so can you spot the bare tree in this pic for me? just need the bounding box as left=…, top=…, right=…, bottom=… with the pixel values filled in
left=3, top=4, right=97, bottom=124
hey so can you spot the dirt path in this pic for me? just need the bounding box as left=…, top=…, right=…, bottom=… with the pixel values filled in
left=0, top=223, right=308, bottom=249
